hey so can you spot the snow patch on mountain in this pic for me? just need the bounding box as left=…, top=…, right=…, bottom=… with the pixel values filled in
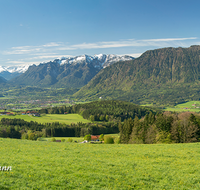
left=60, top=54, right=134, bottom=68
left=0, top=64, right=33, bottom=73
left=0, top=54, right=134, bottom=80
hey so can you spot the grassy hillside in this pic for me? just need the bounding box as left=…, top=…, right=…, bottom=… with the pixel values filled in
left=0, top=114, right=90, bottom=124
left=1, top=138, right=200, bottom=189
left=74, top=45, right=200, bottom=106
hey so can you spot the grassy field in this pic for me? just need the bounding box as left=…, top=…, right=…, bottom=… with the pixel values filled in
left=1, top=138, right=200, bottom=189
left=164, top=101, right=200, bottom=112
left=0, top=114, right=91, bottom=124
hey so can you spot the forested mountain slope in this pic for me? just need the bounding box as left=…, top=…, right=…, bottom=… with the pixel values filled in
left=0, top=76, right=6, bottom=84
left=9, top=61, right=100, bottom=88
left=74, top=45, right=200, bottom=105
left=8, top=54, right=134, bottom=88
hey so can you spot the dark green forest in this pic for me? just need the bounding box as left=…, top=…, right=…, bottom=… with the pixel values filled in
left=0, top=118, right=119, bottom=140
left=119, top=112, right=200, bottom=144
left=39, top=100, right=154, bottom=122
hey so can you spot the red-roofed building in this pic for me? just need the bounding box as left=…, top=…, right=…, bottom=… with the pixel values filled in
left=91, top=135, right=100, bottom=141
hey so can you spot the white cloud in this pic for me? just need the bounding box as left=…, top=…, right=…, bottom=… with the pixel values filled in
left=6, top=60, right=40, bottom=65
left=5, top=54, right=74, bottom=66
left=25, top=55, right=74, bottom=60
left=123, top=53, right=143, bottom=58
left=42, top=42, right=61, bottom=47
left=1, top=37, right=198, bottom=66
left=141, top=37, right=197, bottom=42
left=3, top=37, right=197, bottom=56
left=3, top=42, right=63, bottom=55
left=71, top=37, right=198, bottom=50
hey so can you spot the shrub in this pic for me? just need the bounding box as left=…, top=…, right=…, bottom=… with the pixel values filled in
left=28, top=133, right=36, bottom=140
left=84, top=134, right=91, bottom=142
left=51, top=138, right=56, bottom=142
left=61, top=139, right=65, bottom=142
left=99, top=134, right=104, bottom=141
left=114, top=137, right=120, bottom=144
left=21, top=133, right=28, bottom=140
left=67, top=138, right=73, bottom=143
left=104, top=135, right=114, bottom=144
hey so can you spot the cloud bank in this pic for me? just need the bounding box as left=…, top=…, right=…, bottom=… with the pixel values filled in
left=1, top=37, right=198, bottom=65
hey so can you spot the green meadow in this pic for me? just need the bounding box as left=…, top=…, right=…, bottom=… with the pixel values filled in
left=164, top=101, right=200, bottom=112
left=0, top=114, right=90, bottom=124
left=1, top=138, right=200, bottom=189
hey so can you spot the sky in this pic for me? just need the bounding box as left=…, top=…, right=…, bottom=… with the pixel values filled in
left=1, top=0, right=200, bottom=66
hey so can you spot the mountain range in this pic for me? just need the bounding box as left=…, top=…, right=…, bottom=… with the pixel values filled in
left=2, top=46, right=200, bottom=106
left=3, top=54, right=134, bottom=88
left=74, top=45, right=200, bottom=105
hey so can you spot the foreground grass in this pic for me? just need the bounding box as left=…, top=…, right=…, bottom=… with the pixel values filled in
left=0, top=114, right=90, bottom=124
left=1, top=138, right=200, bottom=189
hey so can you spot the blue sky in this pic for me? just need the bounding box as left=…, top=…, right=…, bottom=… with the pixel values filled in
left=0, top=0, right=200, bottom=66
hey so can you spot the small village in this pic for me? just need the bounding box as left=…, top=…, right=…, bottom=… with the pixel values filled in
left=0, top=98, right=75, bottom=111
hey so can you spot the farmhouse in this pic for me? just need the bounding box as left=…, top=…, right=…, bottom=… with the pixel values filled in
left=21, top=111, right=40, bottom=117
left=91, top=135, right=100, bottom=141
left=0, top=112, right=14, bottom=115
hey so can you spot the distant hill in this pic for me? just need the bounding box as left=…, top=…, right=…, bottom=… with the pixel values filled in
left=74, top=45, right=200, bottom=105
left=8, top=54, right=134, bottom=88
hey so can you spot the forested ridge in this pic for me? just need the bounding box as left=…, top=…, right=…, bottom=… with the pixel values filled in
left=39, top=100, right=154, bottom=122
left=74, top=45, right=200, bottom=106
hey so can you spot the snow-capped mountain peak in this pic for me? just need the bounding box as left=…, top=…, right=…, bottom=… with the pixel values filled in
left=0, top=54, right=134, bottom=80
left=0, top=64, right=33, bottom=74
left=59, top=54, right=134, bottom=68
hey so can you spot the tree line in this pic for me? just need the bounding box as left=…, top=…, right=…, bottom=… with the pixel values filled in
left=119, top=111, right=200, bottom=144
left=39, top=100, right=153, bottom=122
left=0, top=118, right=118, bottom=140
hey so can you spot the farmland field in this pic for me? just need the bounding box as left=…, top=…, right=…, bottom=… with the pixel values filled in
left=1, top=138, right=200, bottom=189
left=164, top=101, right=200, bottom=112
left=0, top=114, right=91, bottom=124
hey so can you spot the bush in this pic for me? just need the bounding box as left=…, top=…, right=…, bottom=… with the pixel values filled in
left=51, top=138, right=56, bottom=142
left=61, top=139, right=65, bottom=142
left=67, top=138, right=73, bottom=143
left=21, top=133, right=28, bottom=140
left=84, top=134, right=91, bottom=142
left=28, top=133, right=37, bottom=140
left=104, top=135, right=114, bottom=144
left=99, top=134, right=104, bottom=141
left=114, top=137, right=120, bottom=144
